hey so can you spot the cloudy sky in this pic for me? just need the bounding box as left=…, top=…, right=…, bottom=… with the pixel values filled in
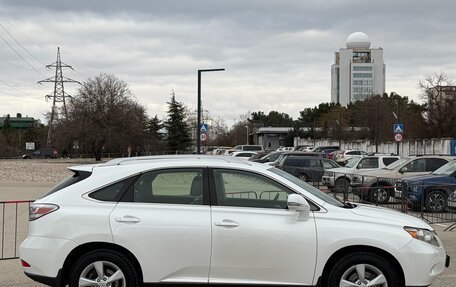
left=0, top=0, right=455, bottom=126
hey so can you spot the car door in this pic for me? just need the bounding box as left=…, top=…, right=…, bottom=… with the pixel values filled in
left=110, top=168, right=211, bottom=283
left=209, top=168, right=317, bottom=285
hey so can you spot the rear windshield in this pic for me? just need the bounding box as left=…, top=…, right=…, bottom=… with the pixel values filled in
left=42, top=170, right=92, bottom=197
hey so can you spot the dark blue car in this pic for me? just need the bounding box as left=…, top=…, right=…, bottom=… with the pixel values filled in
left=403, top=160, right=456, bottom=212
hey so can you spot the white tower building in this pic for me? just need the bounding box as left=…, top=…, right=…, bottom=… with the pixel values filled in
left=331, top=32, right=385, bottom=105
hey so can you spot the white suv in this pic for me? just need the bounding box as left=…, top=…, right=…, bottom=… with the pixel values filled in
left=20, top=155, right=449, bottom=287
left=322, top=155, right=400, bottom=191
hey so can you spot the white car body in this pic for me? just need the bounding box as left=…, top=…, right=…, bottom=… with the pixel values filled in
left=20, top=155, right=448, bottom=287
left=322, top=155, right=400, bottom=188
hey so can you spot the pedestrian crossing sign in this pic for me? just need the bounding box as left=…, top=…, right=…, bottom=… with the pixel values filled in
left=393, top=123, right=404, bottom=134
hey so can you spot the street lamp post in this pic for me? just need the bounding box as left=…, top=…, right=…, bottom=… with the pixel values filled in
left=245, top=125, right=249, bottom=145
left=197, top=68, right=225, bottom=154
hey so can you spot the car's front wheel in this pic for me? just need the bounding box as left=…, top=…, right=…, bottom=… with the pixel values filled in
left=327, top=252, right=400, bottom=287
left=69, top=249, right=140, bottom=287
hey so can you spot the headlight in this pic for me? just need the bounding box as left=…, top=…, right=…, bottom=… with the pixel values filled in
left=324, top=171, right=334, bottom=177
left=410, top=185, right=419, bottom=193
left=404, top=227, right=440, bottom=247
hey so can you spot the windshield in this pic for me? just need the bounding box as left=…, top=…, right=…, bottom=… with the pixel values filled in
left=263, top=152, right=281, bottom=162
left=269, top=167, right=344, bottom=207
left=433, top=161, right=456, bottom=176
left=345, top=156, right=362, bottom=168
left=384, top=157, right=410, bottom=170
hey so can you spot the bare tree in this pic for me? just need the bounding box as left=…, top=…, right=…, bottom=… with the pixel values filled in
left=418, top=71, right=456, bottom=137
left=55, top=73, right=147, bottom=160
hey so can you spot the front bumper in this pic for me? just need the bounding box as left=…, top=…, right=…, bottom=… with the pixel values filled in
left=399, top=235, right=448, bottom=286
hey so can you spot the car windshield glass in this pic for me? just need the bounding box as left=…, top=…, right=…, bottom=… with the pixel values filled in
left=345, top=157, right=362, bottom=168
left=384, top=157, right=410, bottom=170
left=433, top=161, right=456, bottom=176
left=269, top=167, right=344, bottom=207
left=264, top=152, right=281, bottom=162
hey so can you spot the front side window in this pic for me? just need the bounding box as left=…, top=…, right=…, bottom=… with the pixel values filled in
left=404, top=159, right=426, bottom=172
left=132, top=169, right=204, bottom=205
left=213, top=169, right=293, bottom=209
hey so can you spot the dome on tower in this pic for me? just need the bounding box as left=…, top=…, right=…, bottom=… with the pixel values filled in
left=346, top=32, right=371, bottom=49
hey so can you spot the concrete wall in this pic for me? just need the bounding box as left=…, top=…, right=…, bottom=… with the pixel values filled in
left=295, top=137, right=454, bottom=156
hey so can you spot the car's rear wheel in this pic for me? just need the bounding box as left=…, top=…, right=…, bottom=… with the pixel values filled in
left=327, top=252, right=399, bottom=287
left=425, top=190, right=447, bottom=213
left=69, top=249, right=140, bottom=287
left=335, top=177, right=350, bottom=193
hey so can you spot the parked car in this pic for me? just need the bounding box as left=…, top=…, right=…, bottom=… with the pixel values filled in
left=310, top=145, right=340, bottom=153
left=22, top=148, right=58, bottom=159
left=19, top=155, right=449, bottom=287
left=322, top=155, right=400, bottom=191
left=267, top=151, right=323, bottom=166
left=250, top=151, right=282, bottom=163
left=276, top=155, right=339, bottom=182
left=334, top=150, right=367, bottom=165
left=351, top=155, right=454, bottom=204
left=402, top=160, right=456, bottom=212
left=234, top=145, right=263, bottom=152
left=231, top=151, right=257, bottom=159
left=247, top=151, right=269, bottom=161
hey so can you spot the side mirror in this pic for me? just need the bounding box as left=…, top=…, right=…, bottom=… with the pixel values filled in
left=287, top=194, right=310, bottom=221
left=399, top=167, right=407, bottom=173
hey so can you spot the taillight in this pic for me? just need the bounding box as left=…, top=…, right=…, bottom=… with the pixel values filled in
left=29, top=203, right=59, bottom=221
left=21, top=259, right=31, bottom=267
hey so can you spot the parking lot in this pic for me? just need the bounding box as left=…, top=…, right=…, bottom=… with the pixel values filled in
left=0, top=159, right=455, bottom=286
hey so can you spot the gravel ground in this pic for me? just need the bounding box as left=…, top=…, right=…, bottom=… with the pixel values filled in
left=0, top=159, right=100, bottom=183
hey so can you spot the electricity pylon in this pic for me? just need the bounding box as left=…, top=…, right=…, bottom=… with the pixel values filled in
left=38, top=47, right=81, bottom=146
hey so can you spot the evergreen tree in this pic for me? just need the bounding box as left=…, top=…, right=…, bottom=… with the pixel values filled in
left=165, top=94, right=191, bottom=152
left=145, top=115, right=164, bottom=152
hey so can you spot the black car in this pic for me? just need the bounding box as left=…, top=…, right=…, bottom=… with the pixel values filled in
left=22, top=148, right=58, bottom=159
left=276, top=155, right=339, bottom=182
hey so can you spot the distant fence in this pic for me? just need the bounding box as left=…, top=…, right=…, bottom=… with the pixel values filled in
left=0, top=200, right=33, bottom=260
left=319, top=172, right=456, bottom=224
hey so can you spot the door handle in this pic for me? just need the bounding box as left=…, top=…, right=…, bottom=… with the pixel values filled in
left=214, top=219, right=240, bottom=228
left=115, top=215, right=141, bottom=223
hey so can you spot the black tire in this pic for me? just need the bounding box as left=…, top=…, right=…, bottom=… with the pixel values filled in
left=69, top=249, right=140, bottom=287
left=299, top=173, right=309, bottom=182
left=327, top=252, right=400, bottom=287
left=369, top=185, right=391, bottom=204
left=335, top=177, right=350, bottom=193
left=425, top=190, right=447, bottom=213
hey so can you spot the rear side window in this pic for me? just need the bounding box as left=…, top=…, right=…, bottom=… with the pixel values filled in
left=89, top=176, right=136, bottom=202
left=43, top=170, right=91, bottom=197
left=383, top=157, right=399, bottom=166
left=426, top=158, right=448, bottom=171
left=358, top=158, right=379, bottom=169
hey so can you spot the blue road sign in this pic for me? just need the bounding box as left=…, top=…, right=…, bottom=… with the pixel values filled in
left=393, top=123, right=404, bottom=134
left=200, top=123, right=208, bottom=133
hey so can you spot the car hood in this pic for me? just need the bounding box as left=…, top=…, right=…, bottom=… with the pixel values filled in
left=350, top=203, right=431, bottom=230
left=326, top=167, right=354, bottom=173
left=354, top=168, right=395, bottom=178
left=402, top=174, right=450, bottom=184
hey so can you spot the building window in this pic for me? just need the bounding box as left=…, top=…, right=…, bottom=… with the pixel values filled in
left=353, top=73, right=372, bottom=78
left=353, top=66, right=373, bottom=71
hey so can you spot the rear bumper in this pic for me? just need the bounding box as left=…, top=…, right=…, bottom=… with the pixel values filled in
left=25, top=270, right=63, bottom=287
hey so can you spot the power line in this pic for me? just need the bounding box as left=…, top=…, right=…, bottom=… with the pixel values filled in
left=0, top=79, right=35, bottom=97
left=0, top=22, right=47, bottom=66
left=0, top=31, right=46, bottom=78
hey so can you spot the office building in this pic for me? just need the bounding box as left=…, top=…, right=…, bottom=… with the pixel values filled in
left=331, top=32, right=385, bottom=105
